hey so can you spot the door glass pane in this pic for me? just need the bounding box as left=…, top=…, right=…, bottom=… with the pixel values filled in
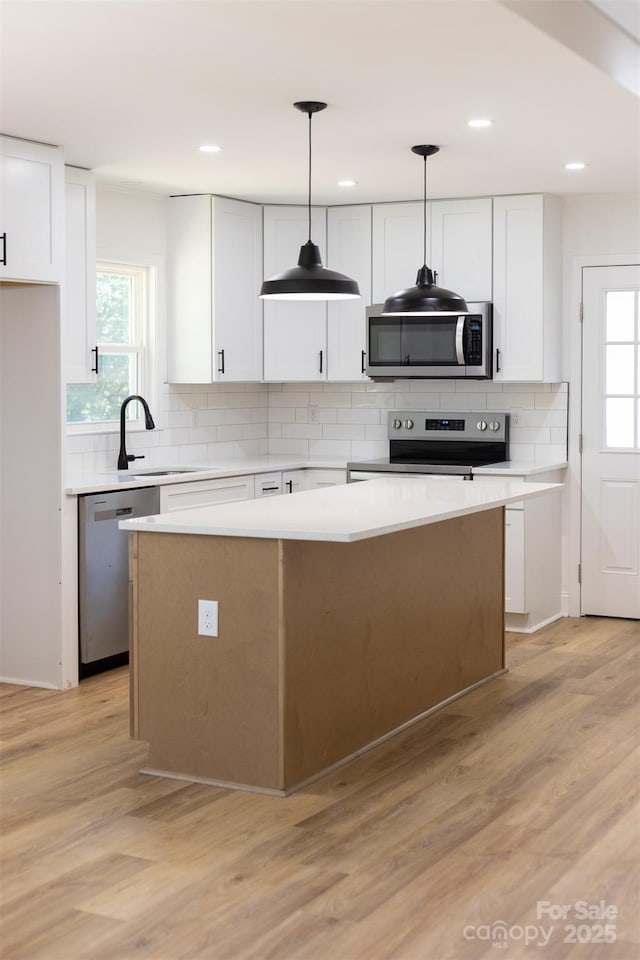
left=606, top=291, right=635, bottom=341
left=67, top=353, right=138, bottom=423
left=606, top=345, right=635, bottom=394
left=605, top=398, right=635, bottom=448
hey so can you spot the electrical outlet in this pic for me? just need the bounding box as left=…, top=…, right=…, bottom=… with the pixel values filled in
left=511, top=407, right=523, bottom=426
left=198, top=599, right=218, bottom=637
left=309, top=405, right=319, bottom=423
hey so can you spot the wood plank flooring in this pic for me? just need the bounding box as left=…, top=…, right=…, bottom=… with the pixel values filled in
left=1, top=616, right=638, bottom=960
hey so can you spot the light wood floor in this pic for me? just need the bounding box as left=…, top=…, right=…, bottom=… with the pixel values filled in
left=1, top=617, right=638, bottom=960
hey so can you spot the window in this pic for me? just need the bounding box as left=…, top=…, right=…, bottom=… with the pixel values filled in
left=66, top=261, right=155, bottom=428
left=604, top=289, right=639, bottom=449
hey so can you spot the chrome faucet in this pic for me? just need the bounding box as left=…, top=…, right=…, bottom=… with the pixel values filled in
left=117, top=395, right=156, bottom=470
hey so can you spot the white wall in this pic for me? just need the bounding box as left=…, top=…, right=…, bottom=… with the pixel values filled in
left=1, top=285, right=63, bottom=687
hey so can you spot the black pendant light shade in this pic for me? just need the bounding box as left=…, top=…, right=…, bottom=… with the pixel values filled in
left=381, top=145, right=468, bottom=315
left=260, top=102, right=360, bottom=301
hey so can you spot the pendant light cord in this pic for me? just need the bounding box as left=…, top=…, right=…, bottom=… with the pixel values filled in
left=307, top=110, right=312, bottom=242
left=422, top=154, right=427, bottom=267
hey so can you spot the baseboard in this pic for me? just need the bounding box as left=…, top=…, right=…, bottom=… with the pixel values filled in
left=505, top=611, right=566, bottom=634
left=0, top=675, right=61, bottom=690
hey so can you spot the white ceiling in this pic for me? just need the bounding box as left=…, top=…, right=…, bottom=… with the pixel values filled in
left=1, top=0, right=639, bottom=205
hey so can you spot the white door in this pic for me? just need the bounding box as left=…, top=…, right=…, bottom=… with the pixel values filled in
left=581, top=264, right=640, bottom=618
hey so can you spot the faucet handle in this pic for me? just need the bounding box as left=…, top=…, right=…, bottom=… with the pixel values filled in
left=127, top=454, right=145, bottom=462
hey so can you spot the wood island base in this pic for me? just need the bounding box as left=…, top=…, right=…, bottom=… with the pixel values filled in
left=129, top=507, right=505, bottom=794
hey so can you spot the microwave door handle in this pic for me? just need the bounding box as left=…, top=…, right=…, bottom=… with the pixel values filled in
left=455, top=316, right=465, bottom=365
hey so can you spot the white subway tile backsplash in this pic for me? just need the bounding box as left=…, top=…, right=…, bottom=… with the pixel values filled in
left=308, top=439, right=352, bottom=458
left=337, top=408, right=381, bottom=425
left=322, top=424, right=366, bottom=441
left=65, top=378, right=568, bottom=476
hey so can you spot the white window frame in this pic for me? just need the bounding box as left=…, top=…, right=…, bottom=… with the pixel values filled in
left=66, top=258, right=158, bottom=435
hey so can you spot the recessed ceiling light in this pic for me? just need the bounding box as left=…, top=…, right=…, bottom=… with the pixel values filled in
left=564, top=161, right=586, bottom=171
left=468, top=118, right=493, bottom=128
left=337, top=179, right=358, bottom=187
left=199, top=144, right=222, bottom=154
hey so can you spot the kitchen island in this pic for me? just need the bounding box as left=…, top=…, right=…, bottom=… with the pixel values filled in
left=121, top=476, right=561, bottom=795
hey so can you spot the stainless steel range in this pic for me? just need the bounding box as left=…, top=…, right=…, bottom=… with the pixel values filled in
left=347, top=410, right=509, bottom=481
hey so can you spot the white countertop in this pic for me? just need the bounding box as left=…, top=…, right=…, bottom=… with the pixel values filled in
left=119, top=476, right=562, bottom=543
left=65, top=457, right=346, bottom=495
left=66, top=456, right=567, bottom=495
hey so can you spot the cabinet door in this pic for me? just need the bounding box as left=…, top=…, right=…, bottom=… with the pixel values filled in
left=430, top=198, right=492, bottom=303
left=372, top=202, right=424, bottom=304
left=160, top=475, right=255, bottom=512
left=505, top=508, right=526, bottom=613
left=212, top=196, right=263, bottom=382
left=492, top=194, right=562, bottom=382
left=0, top=136, right=64, bottom=283
left=167, top=195, right=213, bottom=383
left=304, top=468, right=346, bottom=488
left=63, top=167, right=97, bottom=384
left=327, top=205, right=371, bottom=381
left=282, top=470, right=308, bottom=494
left=263, top=205, right=327, bottom=381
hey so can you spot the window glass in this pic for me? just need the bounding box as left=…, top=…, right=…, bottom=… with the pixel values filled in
left=66, top=263, right=148, bottom=427
left=606, top=291, right=634, bottom=341
left=603, top=290, right=638, bottom=449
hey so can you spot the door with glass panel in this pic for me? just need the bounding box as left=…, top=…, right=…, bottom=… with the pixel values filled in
left=581, top=265, right=640, bottom=618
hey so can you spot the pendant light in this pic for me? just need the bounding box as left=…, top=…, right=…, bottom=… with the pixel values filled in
left=259, top=101, right=360, bottom=301
left=381, top=145, right=468, bottom=315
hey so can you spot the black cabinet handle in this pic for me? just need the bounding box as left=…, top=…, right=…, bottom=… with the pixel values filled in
left=91, top=346, right=99, bottom=374
left=319, top=350, right=323, bottom=374
left=0, top=232, right=6, bottom=266
left=496, top=348, right=501, bottom=373
left=286, top=480, right=293, bottom=493
left=218, top=349, right=225, bottom=374
left=361, top=349, right=366, bottom=374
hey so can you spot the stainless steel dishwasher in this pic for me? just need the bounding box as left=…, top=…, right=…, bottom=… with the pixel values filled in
left=78, top=486, right=160, bottom=675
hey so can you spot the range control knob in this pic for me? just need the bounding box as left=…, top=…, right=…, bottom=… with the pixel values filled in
left=392, top=418, right=402, bottom=429
left=404, top=418, right=414, bottom=430
left=489, top=420, right=501, bottom=432
left=476, top=420, right=488, bottom=431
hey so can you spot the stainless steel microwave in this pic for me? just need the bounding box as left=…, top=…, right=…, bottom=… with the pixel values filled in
left=366, top=301, right=492, bottom=379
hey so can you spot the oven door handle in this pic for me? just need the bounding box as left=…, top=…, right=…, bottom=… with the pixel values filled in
left=455, top=316, right=465, bottom=365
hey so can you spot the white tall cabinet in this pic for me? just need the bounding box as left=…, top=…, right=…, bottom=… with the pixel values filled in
left=167, top=195, right=263, bottom=383
left=63, top=167, right=97, bottom=384
left=262, top=205, right=328, bottom=382
left=0, top=136, right=65, bottom=283
left=326, top=204, right=372, bottom=381
left=492, top=194, right=562, bottom=382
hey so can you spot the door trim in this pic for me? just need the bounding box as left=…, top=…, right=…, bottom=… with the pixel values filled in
left=567, top=254, right=640, bottom=616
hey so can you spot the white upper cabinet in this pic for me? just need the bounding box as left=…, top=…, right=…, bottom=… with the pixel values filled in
left=263, top=205, right=328, bottom=382
left=0, top=136, right=64, bottom=283
left=430, top=197, right=492, bottom=303
left=372, top=202, right=423, bottom=304
left=372, top=198, right=492, bottom=307
left=167, top=195, right=263, bottom=383
left=62, top=167, right=97, bottom=384
left=492, top=194, right=562, bottom=382
left=326, top=204, right=372, bottom=381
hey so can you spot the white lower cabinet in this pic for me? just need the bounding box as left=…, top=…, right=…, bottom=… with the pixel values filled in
left=159, top=475, right=255, bottom=512
left=502, top=472, right=564, bottom=632
left=282, top=468, right=346, bottom=493
left=255, top=473, right=282, bottom=497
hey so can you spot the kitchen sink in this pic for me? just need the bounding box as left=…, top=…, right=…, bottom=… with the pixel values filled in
left=129, top=468, right=200, bottom=478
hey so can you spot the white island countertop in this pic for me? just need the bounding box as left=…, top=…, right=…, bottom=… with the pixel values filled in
left=119, top=475, right=562, bottom=543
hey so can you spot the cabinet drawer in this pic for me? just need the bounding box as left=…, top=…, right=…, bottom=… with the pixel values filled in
left=160, top=475, right=255, bottom=512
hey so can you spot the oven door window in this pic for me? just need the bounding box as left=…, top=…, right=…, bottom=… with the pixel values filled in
left=369, top=316, right=463, bottom=367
